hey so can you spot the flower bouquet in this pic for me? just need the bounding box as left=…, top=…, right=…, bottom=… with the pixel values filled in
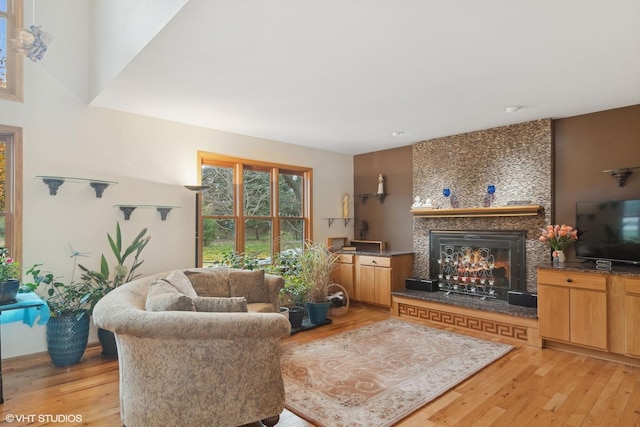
left=539, top=224, right=578, bottom=261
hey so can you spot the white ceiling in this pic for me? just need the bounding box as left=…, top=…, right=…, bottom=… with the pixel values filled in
left=90, top=0, right=640, bottom=155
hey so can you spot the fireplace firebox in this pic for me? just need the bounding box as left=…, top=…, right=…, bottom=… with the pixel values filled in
left=429, top=230, right=527, bottom=300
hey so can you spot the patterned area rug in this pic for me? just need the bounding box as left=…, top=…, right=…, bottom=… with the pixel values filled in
left=281, top=318, right=513, bottom=427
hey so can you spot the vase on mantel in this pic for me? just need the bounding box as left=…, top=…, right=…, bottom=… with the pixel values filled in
left=553, top=250, right=566, bottom=264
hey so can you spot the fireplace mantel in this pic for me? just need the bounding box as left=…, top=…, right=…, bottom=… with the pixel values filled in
left=410, top=205, right=543, bottom=218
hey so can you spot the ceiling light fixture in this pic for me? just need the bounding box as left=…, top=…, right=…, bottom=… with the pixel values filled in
left=504, top=105, right=521, bottom=113
left=391, top=131, right=405, bottom=137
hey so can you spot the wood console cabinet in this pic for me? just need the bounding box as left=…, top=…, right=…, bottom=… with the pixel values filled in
left=353, top=253, right=413, bottom=307
left=537, top=269, right=608, bottom=350
left=624, top=277, right=640, bottom=358
left=331, top=254, right=354, bottom=298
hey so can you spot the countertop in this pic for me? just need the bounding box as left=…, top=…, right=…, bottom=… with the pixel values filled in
left=335, top=250, right=414, bottom=257
left=537, top=261, right=640, bottom=278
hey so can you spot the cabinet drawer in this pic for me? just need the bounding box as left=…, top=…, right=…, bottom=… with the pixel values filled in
left=336, top=254, right=354, bottom=264
left=537, top=270, right=606, bottom=291
left=624, top=278, right=640, bottom=295
left=357, top=256, right=391, bottom=268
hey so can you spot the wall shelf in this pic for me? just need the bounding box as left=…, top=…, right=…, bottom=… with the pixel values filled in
left=410, top=205, right=543, bottom=218
left=356, top=193, right=387, bottom=204
left=325, top=217, right=352, bottom=227
left=115, top=205, right=180, bottom=221
left=37, top=176, right=117, bottom=198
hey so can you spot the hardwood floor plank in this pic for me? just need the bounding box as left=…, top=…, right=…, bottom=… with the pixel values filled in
left=0, top=303, right=639, bottom=426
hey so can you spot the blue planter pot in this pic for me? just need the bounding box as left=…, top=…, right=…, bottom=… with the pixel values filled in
left=46, top=313, right=90, bottom=367
left=0, top=279, right=20, bottom=304
left=306, top=301, right=331, bottom=325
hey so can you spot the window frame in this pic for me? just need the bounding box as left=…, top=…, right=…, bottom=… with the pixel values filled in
left=0, top=0, right=24, bottom=102
left=0, top=124, right=23, bottom=266
left=198, top=151, right=312, bottom=266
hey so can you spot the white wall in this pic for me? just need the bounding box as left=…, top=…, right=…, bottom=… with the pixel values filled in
left=0, top=0, right=353, bottom=359
left=89, top=0, right=189, bottom=101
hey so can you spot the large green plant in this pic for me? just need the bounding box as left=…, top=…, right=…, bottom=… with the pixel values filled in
left=79, top=222, right=150, bottom=313
left=24, top=254, right=92, bottom=318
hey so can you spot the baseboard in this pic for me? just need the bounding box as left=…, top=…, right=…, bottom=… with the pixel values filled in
left=2, top=342, right=102, bottom=369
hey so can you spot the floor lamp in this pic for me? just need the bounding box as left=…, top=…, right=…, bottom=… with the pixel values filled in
left=185, top=185, right=210, bottom=267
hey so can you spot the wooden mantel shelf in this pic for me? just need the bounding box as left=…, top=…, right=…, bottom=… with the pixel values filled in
left=410, top=205, right=543, bottom=218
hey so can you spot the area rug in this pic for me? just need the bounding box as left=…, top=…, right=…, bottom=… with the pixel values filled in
left=280, top=318, right=513, bottom=427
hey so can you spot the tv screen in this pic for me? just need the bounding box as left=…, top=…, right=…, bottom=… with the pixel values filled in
left=575, top=200, right=640, bottom=265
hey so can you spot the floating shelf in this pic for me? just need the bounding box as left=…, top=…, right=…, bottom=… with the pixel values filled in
left=356, top=193, right=387, bottom=204
left=325, top=217, right=352, bottom=227
left=410, top=205, right=543, bottom=218
left=37, top=176, right=117, bottom=198
left=115, top=205, right=180, bottom=221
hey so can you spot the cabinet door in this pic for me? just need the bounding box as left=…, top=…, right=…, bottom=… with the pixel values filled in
left=570, top=288, right=607, bottom=350
left=625, top=278, right=640, bottom=357
left=374, top=267, right=392, bottom=306
left=358, top=265, right=376, bottom=304
left=538, top=284, right=570, bottom=342
left=331, top=263, right=354, bottom=298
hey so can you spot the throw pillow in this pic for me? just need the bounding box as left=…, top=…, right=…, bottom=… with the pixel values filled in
left=145, top=279, right=196, bottom=312
left=164, top=270, right=198, bottom=298
left=184, top=266, right=231, bottom=297
left=193, top=296, right=248, bottom=313
left=228, top=268, right=269, bottom=304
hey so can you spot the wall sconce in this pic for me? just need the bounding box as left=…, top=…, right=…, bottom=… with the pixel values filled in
left=603, top=167, right=640, bottom=187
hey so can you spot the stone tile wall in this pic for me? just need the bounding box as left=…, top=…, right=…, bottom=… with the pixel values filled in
left=412, top=119, right=553, bottom=293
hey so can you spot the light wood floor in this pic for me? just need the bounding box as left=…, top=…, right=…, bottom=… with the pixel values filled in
left=1, top=303, right=639, bottom=426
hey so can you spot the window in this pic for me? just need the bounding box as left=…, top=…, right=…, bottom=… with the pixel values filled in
left=0, top=0, right=23, bottom=102
left=198, top=152, right=312, bottom=266
left=0, top=125, right=23, bottom=264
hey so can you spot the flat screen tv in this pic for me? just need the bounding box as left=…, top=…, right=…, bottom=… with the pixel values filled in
left=575, top=199, right=640, bottom=266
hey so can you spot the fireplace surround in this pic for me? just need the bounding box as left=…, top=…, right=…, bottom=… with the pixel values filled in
left=411, top=119, right=553, bottom=295
left=429, top=230, right=526, bottom=300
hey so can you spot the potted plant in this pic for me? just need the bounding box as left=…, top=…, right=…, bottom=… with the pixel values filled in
left=298, top=241, right=338, bottom=325
left=23, top=255, right=93, bottom=367
left=79, top=222, right=150, bottom=357
left=0, top=247, right=21, bottom=304
left=266, top=249, right=308, bottom=329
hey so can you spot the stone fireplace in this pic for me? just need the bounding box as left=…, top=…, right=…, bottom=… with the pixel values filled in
left=412, top=119, right=553, bottom=295
left=429, top=230, right=526, bottom=300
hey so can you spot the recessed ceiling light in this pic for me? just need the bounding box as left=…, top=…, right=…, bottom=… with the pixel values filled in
left=504, top=105, right=521, bottom=113
left=391, top=131, right=405, bottom=137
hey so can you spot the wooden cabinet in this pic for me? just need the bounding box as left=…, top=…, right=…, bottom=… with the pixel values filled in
left=331, top=254, right=354, bottom=299
left=624, top=277, right=640, bottom=357
left=537, top=269, right=608, bottom=350
left=353, top=254, right=413, bottom=308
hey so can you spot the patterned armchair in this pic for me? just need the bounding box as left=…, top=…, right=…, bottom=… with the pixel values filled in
left=93, top=268, right=291, bottom=427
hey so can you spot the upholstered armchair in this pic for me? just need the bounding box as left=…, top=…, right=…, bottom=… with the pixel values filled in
left=93, top=268, right=291, bottom=427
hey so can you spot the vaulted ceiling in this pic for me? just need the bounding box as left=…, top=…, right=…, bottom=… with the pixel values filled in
left=90, top=0, right=640, bottom=155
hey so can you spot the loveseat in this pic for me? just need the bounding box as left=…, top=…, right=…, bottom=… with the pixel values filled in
left=93, top=267, right=291, bottom=427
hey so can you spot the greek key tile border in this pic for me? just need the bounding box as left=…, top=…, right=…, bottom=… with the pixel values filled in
left=398, top=303, right=529, bottom=342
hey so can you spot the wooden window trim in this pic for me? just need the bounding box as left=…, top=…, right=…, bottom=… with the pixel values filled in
left=1, top=0, right=24, bottom=102
left=198, top=151, right=312, bottom=262
left=0, top=124, right=23, bottom=266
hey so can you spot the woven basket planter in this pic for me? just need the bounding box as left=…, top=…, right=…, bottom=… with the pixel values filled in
left=328, top=283, right=350, bottom=317
left=46, top=313, right=90, bottom=367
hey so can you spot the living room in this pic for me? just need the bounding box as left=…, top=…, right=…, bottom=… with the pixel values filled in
left=1, top=1, right=640, bottom=425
